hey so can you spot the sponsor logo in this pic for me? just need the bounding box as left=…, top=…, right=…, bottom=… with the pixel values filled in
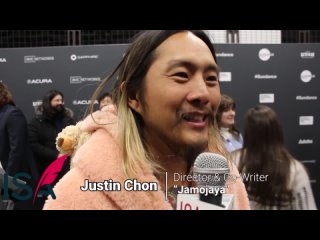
left=72, top=100, right=99, bottom=105
left=300, top=51, right=315, bottom=59
left=296, top=95, right=317, bottom=101
left=27, top=78, right=53, bottom=84
left=299, top=116, right=314, bottom=125
left=70, top=54, right=77, bottom=61
left=298, top=139, right=313, bottom=144
left=0, top=57, right=7, bottom=63
left=258, top=48, right=274, bottom=61
left=70, top=76, right=101, bottom=84
left=300, top=70, right=315, bottom=83
left=254, top=74, right=277, bottom=79
left=259, top=93, right=274, bottom=103
left=219, top=72, right=232, bottom=82
left=70, top=54, right=99, bottom=61
left=24, top=55, right=54, bottom=63
left=70, top=76, right=82, bottom=84
left=32, top=100, right=42, bottom=107
left=300, top=160, right=316, bottom=164
left=216, top=52, right=234, bottom=57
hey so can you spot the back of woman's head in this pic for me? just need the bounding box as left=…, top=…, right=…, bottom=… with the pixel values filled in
left=239, top=105, right=294, bottom=209
left=243, top=105, right=285, bottom=150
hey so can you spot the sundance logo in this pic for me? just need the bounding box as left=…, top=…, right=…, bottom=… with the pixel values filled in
left=259, top=93, right=274, bottom=103
left=70, top=54, right=99, bottom=61
left=296, top=95, right=317, bottom=101
left=300, top=51, right=315, bottom=59
left=70, top=76, right=101, bottom=84
left=300, top=70, right=315, bottom=83
left=0, top=57, right=7, bottom=63
left=27, top=79, right=53, bottom=84
left=216, top=52, right=234, bottom=57
left=219, top=72, right=232, bottom=82
left=298, top=139, right=313, bottom=144
left=299, top=116, right=314, bottom=125
left=72, top=100, right=99, bottom=105
left=258, top=48, right=274, bottom=61
left=254, top=74, right=277, bottom=79
left=24, top=55, right=54, bottom=63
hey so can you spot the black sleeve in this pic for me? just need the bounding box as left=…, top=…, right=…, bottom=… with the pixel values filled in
left=28, top=118, right=58, bottom=162
left=6, top=109, right=28, bottom=176
left=68, top=117, right=76, bottom=126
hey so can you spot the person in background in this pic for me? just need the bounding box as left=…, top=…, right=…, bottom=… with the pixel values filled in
left=236, top=105, right=317, bottom=210
left=0, top=81, right=39, bottom=209
left=44, top=30, right=250, bottom=210
left=216, top=94, right=243, bottom=153
left=28, top=90, right=75, bottom=192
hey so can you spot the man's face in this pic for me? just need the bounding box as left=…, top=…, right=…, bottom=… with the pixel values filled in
left=100, top=96, right=112, bottom=109
left=131, top=32, right=221, bottom=156
left=50, top=94, right=64, bottom=111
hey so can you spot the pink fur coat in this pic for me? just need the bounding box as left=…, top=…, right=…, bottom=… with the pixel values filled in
left=44, top=108, right=250, bottom=210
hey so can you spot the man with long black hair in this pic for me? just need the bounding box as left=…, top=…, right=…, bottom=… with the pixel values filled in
left=29, top=90, right=75, bottom=184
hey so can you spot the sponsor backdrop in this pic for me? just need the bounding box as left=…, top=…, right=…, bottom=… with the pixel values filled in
left=0, top=44, right=319, bottom=208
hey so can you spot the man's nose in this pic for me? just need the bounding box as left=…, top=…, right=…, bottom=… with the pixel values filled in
left=187, top=79, right=210, bottom=106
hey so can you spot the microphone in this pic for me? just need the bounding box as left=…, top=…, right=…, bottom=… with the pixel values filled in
left=176, top=152, right=234, bottom=210
left=193, top=152, right=230, bottom=206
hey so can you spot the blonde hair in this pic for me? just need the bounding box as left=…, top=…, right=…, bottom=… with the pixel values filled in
left=88, top=30, right=229, bottom=178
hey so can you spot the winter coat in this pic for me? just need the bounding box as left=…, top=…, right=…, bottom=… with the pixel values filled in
left=44, top=109, right=250, bottom=210
left=0, top=104, right=38, bottom=178
left=28, top=108, right=75, bottom=175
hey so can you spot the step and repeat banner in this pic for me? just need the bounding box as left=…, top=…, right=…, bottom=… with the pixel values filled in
left=0, top=45, right=128, bottom=121
left=0, top=44, right=319, bottom=208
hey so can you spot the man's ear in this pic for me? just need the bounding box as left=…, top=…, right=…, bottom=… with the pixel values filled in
left=127, top=89, right=143, bottom=115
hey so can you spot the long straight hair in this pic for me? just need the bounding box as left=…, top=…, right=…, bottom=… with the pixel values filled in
left=88, top=30, right=228, bottom=178
left=238, top=105, right=294, bottom=209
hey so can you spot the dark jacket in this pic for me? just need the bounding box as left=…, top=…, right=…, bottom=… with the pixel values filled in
left=0, top=104, right=38, bottom=177
left=28, top=108, right=75, bottom=175
left=0, top=104, right=40, bottom=210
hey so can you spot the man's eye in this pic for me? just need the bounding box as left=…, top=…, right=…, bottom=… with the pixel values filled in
left=207, top=76, right=218, bottom=81
left=174, top=72, right=188, bottom=78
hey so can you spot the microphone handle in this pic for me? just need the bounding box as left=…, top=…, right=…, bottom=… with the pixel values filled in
left=199, top=192, right=224, bottom=207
